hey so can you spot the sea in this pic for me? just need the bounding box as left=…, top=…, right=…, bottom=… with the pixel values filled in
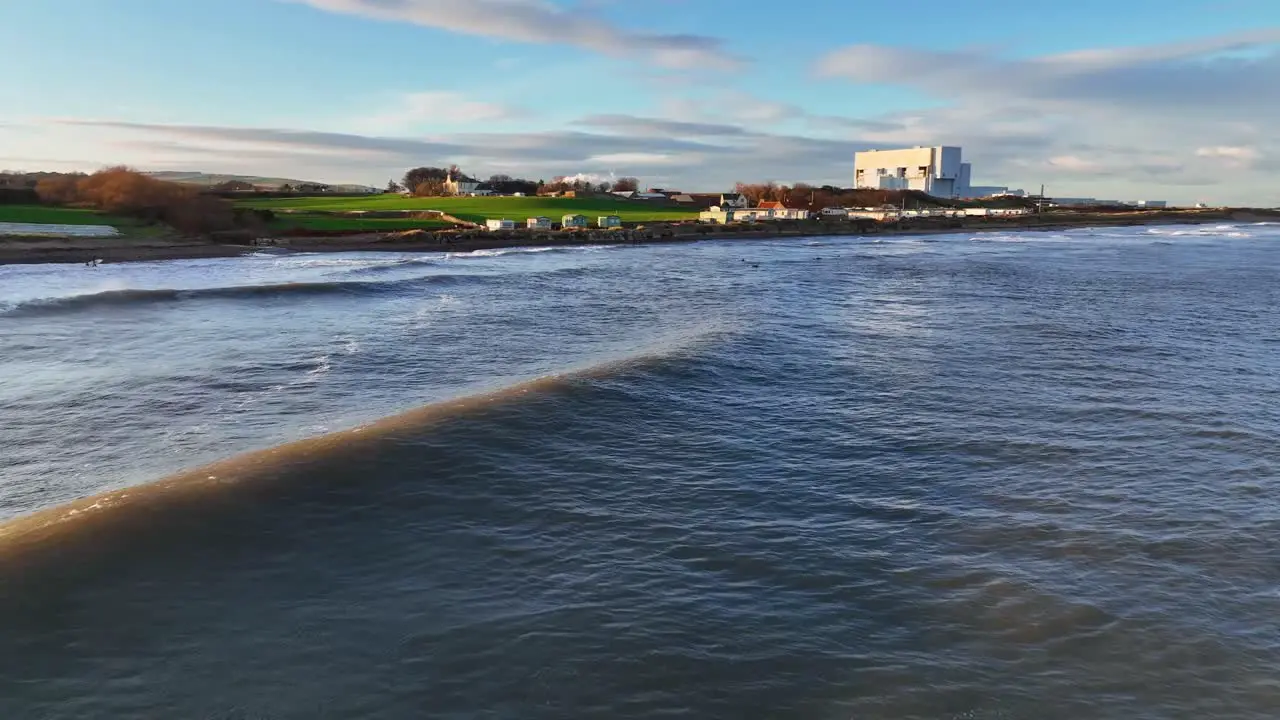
left=0, top=223, right=1277, bottom=719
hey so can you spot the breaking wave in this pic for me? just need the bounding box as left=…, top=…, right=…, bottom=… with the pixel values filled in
left=0, top=331, right=718, bottom=568
left=445, top=245, right=610, bottom=259
left=0, top=275, right=470, bottom=317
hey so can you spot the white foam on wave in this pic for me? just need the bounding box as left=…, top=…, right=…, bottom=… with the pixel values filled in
left=270, top=255, right=409, bottom=270
left=306, top=355, right=332, bottom=377
left=1143, top=226, right=1252, bottom=238
left=446, top=245, right=609, bottom=260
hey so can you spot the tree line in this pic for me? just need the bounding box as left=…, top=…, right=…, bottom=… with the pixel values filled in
left=396, top=166, right=640, bottom=197
left=35, top=167, right=268, bottom=234
left=733, top=182, right=948, bottom=210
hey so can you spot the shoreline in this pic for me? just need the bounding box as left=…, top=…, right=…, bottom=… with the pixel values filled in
left=0, top=210, right=1271, bottom=266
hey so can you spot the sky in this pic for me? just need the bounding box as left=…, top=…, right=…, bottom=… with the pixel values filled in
left=2, top=0, right=1278, bottom=205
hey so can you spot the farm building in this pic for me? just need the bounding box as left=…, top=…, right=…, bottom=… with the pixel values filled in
left=562, top=214, right=589, bottom=228
left=598, top=215, right=622, bottom=228
left=485, top=219, right=516, bottom=231
left=526, top=216, right=552, bottom=230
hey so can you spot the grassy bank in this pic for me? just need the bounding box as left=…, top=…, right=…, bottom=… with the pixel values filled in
left=236, top=195, right=699, bottom=224
left=0, top=204, right=168, bottom=237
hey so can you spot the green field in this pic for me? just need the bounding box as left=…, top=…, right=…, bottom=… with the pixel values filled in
left=268, top=214, right=454, bottom=233
left=237, top=195, right=699, bottom=224
left=0, top=204, right=129, bottom=226
left=0, top=204, right=169, bottom=237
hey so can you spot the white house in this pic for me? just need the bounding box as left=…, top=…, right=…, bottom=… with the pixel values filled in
left=736, top=208, right=775, bottom=221
left=527, top=216, right=552, bottom=230
left=444, top=172, right=481, bottom=196
left=756, top=201, right=811, bottom=220
left=598, top=215, right=622, bottom=228
left=486, top=219, right=516, bottom=231
left=562, top=214, right=589, bottom=228
left=719, top=193, right=749, bottom=209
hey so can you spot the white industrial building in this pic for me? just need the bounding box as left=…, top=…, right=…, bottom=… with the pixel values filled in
left=855, top=146, right=971, bottom=197
left=854, top=146, right=1022, bottom=199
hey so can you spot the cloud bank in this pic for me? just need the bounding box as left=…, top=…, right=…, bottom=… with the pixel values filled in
left=289, top=0, right=743, bottom=69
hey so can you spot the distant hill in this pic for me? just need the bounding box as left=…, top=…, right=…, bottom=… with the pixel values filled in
left=144, top=171, right=377, bottom=194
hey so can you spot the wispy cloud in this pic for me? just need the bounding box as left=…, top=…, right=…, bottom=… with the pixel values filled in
left=1195, top=145, right=1261, bottom=167
left=574, top=114, right=748, bottom=137
left=356, top=91, right=528, bottom=133
left=815, top=29, right=1280, bottom=113
left=53, top=118, right=466, bottom=156
left=811, top=29, right=1280, bottom=203
left=39, top=116, right=861, bottom=190
left=288, top=0, right=744, bottom=70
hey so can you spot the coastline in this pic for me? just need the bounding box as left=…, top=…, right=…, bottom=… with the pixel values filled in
left=0, top=209, right=1272, bottom=266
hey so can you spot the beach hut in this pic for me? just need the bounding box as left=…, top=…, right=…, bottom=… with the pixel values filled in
left=562, top=214, right=589, bottom=229
left=526, top=216, right=552, bottom=230
left=598, top=215, right=622, bottom=229
left=485, top=219, right=516, bottom=231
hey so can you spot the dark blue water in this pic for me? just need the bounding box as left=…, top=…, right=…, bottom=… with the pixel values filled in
left=1, top=225, right=1278, bottom=718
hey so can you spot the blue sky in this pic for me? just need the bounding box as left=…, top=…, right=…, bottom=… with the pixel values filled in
left=2, top=0, right=1279, bottom=204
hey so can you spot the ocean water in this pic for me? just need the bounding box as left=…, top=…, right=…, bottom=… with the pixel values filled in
left=1, top=225, right=1278, bottom=719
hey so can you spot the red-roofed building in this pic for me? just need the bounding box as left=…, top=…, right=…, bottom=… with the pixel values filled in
left=755, top=200, right=811, bottom=220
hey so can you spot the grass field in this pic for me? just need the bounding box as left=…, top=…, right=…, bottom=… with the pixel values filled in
left=269, top=214, right=454, bottom=233
left=0, top=204, right=169, bottom=238
left=237, top=195, right=699, bottom=224
left=0, top=205, right=129, bottom=226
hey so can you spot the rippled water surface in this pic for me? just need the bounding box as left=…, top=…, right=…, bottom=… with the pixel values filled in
left=1, top=225, right=1278, bottom=719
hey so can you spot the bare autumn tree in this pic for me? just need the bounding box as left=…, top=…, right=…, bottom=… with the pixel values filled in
left=403, top=167, right=449, bottom=192
left=37, top=166, right=244, bottom=236
left=811, top=189, right=838, bottom=210
left=413, top=180, right=446, bottom=197
left=734, top=182, right=767, bottom=205
left=74, top=166, right=186, bottom=215
left=35, top=174, right=84, bottom=205
left=165, top=195, right=240, bottom=234
left=611, top=177, right=639, bottom=192
left=540, top=178, right=570, bottom=195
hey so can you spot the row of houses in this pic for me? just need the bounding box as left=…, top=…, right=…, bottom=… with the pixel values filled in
left=698, top=200, right=813, bottom=224
left=486, top=214, right=623, bottom=231
left=700, top=202, right=1034, bottom=224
